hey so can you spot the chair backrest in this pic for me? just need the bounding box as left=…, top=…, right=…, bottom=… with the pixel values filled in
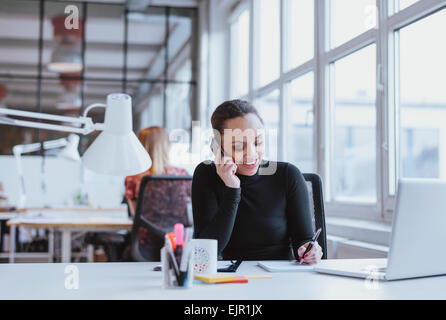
left=302, top=173, right=327, bottom=259
left=131, top=175, right=192, bottom=262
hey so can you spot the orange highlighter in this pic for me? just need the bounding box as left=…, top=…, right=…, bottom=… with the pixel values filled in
left=166, top=232, right=176, bottom=250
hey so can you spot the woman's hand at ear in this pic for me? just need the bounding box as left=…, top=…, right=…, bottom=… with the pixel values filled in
left=215, top=147, right=240, bottom=189
left=297, top=241, right=323, bottom=265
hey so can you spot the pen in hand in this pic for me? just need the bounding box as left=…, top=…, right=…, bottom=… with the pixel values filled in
left=298, top=228, right=322, bottom=265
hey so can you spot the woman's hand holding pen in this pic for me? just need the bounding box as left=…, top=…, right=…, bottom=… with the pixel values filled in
left=215, top=146, right=240, bottom=189
left=298, top=241, right=323, bottom=265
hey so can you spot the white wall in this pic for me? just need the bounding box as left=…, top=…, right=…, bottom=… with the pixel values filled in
left=0, top=155, right=125, bottom=208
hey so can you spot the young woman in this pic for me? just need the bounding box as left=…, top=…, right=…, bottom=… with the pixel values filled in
left=192, top=100, right=323, bottom=263
left=124, top=126, right=188, bottom=216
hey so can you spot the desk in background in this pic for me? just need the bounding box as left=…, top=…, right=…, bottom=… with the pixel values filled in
left=0, top=209, right=26, bottom=257
left=0, top=259, right=444, bottom=299
left=6, top=208, right=132, bottom=263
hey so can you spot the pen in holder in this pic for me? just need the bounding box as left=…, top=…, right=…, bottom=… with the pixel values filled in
left=161, top=227, right=194, bottom=289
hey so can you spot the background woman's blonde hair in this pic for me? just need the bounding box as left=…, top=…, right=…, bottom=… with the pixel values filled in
left=138, top=126, right=170, bottom=175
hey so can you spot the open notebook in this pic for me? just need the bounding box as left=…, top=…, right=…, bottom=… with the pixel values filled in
left=257, top=261, right=315, bottom=272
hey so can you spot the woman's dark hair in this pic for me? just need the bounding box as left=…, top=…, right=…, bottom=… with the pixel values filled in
left=211, top=99, right=264, bottom=134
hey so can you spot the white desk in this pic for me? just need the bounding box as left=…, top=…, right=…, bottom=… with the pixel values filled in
left=0, top=210, right=25, bottom=259
left=6, top=209, right=132, bottom=263
left=0, top=259, right=445, bottom=299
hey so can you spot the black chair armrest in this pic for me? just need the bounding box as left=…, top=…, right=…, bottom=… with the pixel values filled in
left=131, top=216, right=166, bottom=262
left=138, top=216, right=166, bottom=239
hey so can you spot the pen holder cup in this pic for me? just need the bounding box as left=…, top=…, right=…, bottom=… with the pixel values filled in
left=161, top=246, right=194, bottom=289
left=190, top=239, right=218, bottom=275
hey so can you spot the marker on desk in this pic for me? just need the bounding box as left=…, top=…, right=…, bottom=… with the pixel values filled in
left=164, top=234, right=180, bottom=282
left=166, top=232, right=177, bottom=250
left=174, top=223, right=184, bottom=266
left=174, top=223, right=184, bottom=248
left=299, top=228, right=322, bottom=265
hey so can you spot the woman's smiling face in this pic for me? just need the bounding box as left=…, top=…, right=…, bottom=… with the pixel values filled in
left=220, top=113, right=265, bottom=176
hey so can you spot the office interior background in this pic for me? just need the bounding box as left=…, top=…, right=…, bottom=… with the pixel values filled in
left=0, top=0, right=445, bottom=262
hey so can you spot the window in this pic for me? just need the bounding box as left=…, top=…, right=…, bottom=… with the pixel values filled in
left=398, top=0, right=420, bottom=11
left=255, top=90, right=279, bottom=161
left=146, top=84, right=164, bottom=127
left=230, top=8, right=250, bottom=98
left=330, top=0, right=376, bottom=48
left=331, top=44, right=376, bottom=202
left=253, top=0, right=280, bottom=88
left=166, top=59, right=193, bottom=132
left=394, top=9, right=446, bottom=181
left=286, top=72, right=314, bottom=172
left=284, top=0, right=314, bottom=71
left=0, top=1, right=198, bottom=155
left=226, top=0, right=446, bottom=221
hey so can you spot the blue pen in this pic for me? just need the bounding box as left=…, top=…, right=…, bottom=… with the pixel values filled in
left=178, top=227, right=193, bottom=286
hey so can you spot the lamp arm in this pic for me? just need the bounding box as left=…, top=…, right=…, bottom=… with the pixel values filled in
left=83, top=103, right=106, bottom=118
left=12, top=137, right=70, bottom=208
left=0, top=103, right=108, bottom=207
left=13, top=138, right=68, bottom=155
left=0, top=107, right=105, bottom=135
left=82, top=103, right=106, bottom=131
left=13, top=151, right=26, bottom=208
left=0, top=107, right=89, bottom=125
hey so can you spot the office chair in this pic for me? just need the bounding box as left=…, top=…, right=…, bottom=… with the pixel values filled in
left=82, top=196, right=131, bottom=262
left=130, top=175, right=192, bottom=262
left=303, top=173, right=328, bottom=259
left=84, top=231, right=127, bottom=262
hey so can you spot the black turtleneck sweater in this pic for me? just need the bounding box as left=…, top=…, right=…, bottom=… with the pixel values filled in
left=191, top=160, right=314, bottom=260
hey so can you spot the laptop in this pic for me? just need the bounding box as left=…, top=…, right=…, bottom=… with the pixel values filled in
left=314, top=179, right=446, bottom=280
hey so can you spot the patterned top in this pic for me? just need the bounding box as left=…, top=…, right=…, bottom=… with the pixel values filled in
left=124, top=166, right=189, bottom=201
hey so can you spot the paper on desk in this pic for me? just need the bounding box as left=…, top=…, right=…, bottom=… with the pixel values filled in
left=218, top=261, right=235, bottom=268
left=257, top=261, right=315, bottom=272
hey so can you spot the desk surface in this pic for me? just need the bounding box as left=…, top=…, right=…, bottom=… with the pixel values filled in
left=6, top=209, right=132, bottom=228
left=6, top=218, right=132, bottom=228
left=0, top=213, right=19, bottom=220
left=0, top=259, right=445, bottom=300
left=0, top=209, right=26, bottom=220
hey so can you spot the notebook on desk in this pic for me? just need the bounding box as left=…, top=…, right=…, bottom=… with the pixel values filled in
left=257, top=261, right=314, bottom=272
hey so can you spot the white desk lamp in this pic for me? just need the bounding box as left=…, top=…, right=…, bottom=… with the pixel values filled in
left=12, top=134, right=81, bottom=208
left=0, top=93, right=151, bottom=177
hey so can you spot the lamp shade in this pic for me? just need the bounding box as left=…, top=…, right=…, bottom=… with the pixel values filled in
left=58, top=134, right=81, bottom=161
left=82, top=93, right=151, bottom=176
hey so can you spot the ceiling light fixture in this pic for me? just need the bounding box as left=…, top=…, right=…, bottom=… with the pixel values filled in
left=48, top=16, right=83, bottom=73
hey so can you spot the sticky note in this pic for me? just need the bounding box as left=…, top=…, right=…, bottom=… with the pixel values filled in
left=194, top=274, right=248, bottom=284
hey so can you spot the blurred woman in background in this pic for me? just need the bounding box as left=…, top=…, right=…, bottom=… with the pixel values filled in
left=124, top=126, right=188, bottom=216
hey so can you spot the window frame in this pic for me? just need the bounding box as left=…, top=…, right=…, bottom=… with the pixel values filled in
left=225, top=0, right=446, bottom=222
left=228, top=1, right=250, bottom=98
left=382, top=0, right=446, bottom=221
